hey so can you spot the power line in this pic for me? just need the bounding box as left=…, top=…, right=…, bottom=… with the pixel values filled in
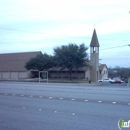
left=0, top=27, right=130, bottom=41
left=0, top=27, right=88, bottom=38
left=100, top=44, right=129, bottom=51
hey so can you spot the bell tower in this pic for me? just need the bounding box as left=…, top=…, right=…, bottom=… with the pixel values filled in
left=90, top=29, right=100, bottom=82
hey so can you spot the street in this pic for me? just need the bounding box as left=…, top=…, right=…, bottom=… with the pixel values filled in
left=0, top=82, right=130, bottom=130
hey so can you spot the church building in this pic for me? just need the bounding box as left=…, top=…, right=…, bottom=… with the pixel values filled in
left=0, top=29, right=108, bottom=82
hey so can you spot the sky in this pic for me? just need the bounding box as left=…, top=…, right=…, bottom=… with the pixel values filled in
left=0, top=0, right=130, bottom=68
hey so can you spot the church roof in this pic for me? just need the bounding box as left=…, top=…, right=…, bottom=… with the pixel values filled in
left=90, top=29, right=100, bottom=47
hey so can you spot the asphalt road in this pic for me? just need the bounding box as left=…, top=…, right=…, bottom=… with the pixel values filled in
left=0, top=82, right=130, bottom=130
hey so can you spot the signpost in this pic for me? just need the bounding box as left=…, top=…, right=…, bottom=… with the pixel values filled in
left=39, top=71, right=48, bottom=83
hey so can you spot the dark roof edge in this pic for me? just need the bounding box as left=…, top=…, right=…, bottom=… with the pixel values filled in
left=0, top=51, right=42, bottom=55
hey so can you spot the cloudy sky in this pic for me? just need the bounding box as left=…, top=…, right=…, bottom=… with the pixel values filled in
left=0, top=0, right=130, bottom=68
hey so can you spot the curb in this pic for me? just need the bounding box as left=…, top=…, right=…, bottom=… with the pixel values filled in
left=0, top=80, right=100, bottom=86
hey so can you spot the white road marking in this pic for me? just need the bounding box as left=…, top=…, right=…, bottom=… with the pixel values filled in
left=54, top=111, right=57, bottom=113
left=72, top=113, right=75, bottom=115
left=39, top=109, right=42, bottom=111
left=112, top=102, right=116, bottom=104
left=3, top=91, right=128, bottom=107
